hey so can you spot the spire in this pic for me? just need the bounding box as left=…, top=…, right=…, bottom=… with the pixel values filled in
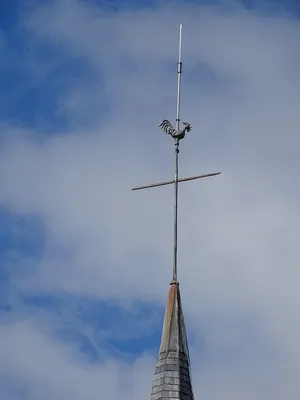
left=149, top=281, right=194, bottom=400
left=131, top=24, right=220, bottom=400
left=149, top=25, right=194, bottom=400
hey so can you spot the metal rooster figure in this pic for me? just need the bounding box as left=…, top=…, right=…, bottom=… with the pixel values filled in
left=159, top=119, right=192, bottom=141
left=132, top=24, right=220, bottom=283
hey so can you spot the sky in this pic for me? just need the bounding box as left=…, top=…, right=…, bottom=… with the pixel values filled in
left=0, top=0, right=300, bottom=399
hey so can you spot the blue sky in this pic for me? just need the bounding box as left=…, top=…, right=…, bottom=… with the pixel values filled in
left=0, top=0, right=300, bottom=399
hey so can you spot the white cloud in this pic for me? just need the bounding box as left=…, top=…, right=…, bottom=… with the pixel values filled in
left=1, top=0, right=300, bottom=398
left=0, top=320, right=155, bottom=400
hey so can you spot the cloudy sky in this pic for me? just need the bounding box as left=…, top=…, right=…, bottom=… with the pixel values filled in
left=0, top=0, right=300, bottom=398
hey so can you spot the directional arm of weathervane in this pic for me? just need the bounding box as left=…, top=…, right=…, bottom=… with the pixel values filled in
left=131, top=172, right=221, bottom=191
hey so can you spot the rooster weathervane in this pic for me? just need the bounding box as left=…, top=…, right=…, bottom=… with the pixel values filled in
left=159, top=119, right=192, bottom=140
left=131, top=24, right=221, bottom=283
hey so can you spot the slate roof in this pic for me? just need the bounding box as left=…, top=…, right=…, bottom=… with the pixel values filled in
left=149, top=281, right=194, bottom=400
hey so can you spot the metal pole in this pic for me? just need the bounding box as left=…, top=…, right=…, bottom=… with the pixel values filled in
left=173, top=24, right=183, bottom=283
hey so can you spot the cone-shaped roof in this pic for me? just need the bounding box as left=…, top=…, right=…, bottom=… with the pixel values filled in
left=149, top=281, right=194, bottom=400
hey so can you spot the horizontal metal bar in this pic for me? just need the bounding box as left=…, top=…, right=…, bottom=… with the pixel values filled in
left=131, top=172, right=221, bottom=191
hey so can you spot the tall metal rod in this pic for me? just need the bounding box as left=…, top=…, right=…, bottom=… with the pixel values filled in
left=173, top=24, right=183, bottom=283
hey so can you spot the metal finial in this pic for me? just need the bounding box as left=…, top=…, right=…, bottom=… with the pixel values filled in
left=158, top=24, right=188, bottom=282
left=131, top=24, right=221, bottom=283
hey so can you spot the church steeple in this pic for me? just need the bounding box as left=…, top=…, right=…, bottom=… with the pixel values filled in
left=131, top=24, right=220, bottom=400
left=149, top=25, right=194, bottom=399
left=149, top=281, right=194, bottom=400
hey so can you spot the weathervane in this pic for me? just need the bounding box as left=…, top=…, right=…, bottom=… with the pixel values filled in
left=132, top=24, right=221, bottom=283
